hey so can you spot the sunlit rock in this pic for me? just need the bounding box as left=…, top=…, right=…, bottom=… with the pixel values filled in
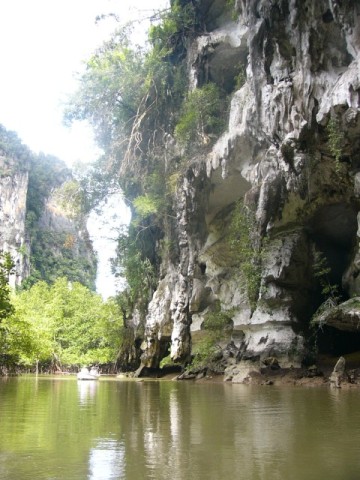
left=136, top=0, right=360, bottom=375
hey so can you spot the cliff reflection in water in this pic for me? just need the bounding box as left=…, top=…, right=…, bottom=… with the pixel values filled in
left=0, top=377, right=360, bottom=480
left=96, top=380, right=360, bottom=480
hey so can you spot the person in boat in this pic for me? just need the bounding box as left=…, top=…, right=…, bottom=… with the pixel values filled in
left=89, top=366, right=99, bottom=376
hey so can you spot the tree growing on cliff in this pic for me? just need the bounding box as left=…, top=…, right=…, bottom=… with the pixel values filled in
left=63, top=1, right=198, bottom=182
left=0, top=252, right=14, bottom=322
left=190, top=303, right=234, bottom=371
left=174, top=83, right=225, bottom=150
left=229, top=201, right=262, bottom=310
left=63, top=1, right=206, bottom=364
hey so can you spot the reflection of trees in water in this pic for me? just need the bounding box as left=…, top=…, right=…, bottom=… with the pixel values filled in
left=119, top=382, right=292, bottom=479
left=117, top=382, right=360, bottom=480
left=2, top=378, right=360, bottom=480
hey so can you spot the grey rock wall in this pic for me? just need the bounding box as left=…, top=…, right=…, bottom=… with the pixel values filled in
left=0, top=132, right=96, bottom=290
left=139, top=0, right=360, bottom=372
left=0, top=151, right=30, bottom=286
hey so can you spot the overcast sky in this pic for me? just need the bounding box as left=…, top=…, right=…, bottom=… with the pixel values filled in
left=0, top=0, right=168, bottom=297
left=0, top=0, right=168, bottom=165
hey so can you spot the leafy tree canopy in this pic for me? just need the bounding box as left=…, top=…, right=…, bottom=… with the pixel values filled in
left=64, top=1, right=196, bottom=183
left=5, top=278, right=123, bottom=370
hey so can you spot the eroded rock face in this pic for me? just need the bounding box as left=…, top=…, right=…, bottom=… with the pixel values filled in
left=0, top=151, right=30, bottom=286
left=139, top=0, right=360, bottom=373
left=314, top=298, right=360, bottom=333
left=0, top=135, right=96, bottom=289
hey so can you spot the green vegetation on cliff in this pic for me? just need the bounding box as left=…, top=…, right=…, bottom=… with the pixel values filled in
left=0, top=125, right=30, bottom=174
left=175, top=83, right=226, bottom=150
left=0, top=124, right=97, bottom=291
left=24, top=153, right=96, bottom=290
left=64, top=1, right=228, bottom=328
left=0, top=252, right=15, bottom=322
left=229, top=200, right=263, bottom=310
left=190, top=303, right=233, bottom=371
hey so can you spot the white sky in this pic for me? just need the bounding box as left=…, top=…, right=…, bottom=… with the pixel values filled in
left=0, top=0, right=168, bottom=165
left=0, top=0, right=168, bottom=297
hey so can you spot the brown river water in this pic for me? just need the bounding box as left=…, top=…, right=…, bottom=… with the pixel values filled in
left=0, top=376, right=359, bottom=479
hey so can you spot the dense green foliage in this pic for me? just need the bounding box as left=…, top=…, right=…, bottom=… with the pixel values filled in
left=190, top=303, right=233, bottom=370
left=24, top=154, right=96, bottom=290
left=0, top=252, right=15, bottom=322
left=174, top=83, right=225, bottom=150
left=149, top=0, right=198, bottom=58
left=326, top=116, right=345, bottom=171
left=0, top=252, right=24, bottom=368
left=3, top=278, right=123, bottom=370
left=23, top=229, right=96, bottom=290
left=64, top=20, right=187, bottom=179
left=114, top=223, right=159, bottom=318
left=229, top=200, right=262, bottom=310
left=0, top=125, right=100, bottom=370
left=64, top=31, right=146, bottom=154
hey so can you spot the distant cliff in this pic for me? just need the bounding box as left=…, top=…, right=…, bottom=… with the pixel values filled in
left=0, top=127, right=29, bottom=286
left=0, top=125, right=96, bottom=289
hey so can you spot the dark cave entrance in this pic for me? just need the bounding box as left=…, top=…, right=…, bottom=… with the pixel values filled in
left=307, top=202, right=360, bottom=356
left=158, top=338, right=182, bottom=374
left=308, top=203, right=357, bottom=300
left=316, top=326, right=360, bottom=357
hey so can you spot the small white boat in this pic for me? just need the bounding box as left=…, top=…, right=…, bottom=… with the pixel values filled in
left=77, top=367, right=100, bottom=381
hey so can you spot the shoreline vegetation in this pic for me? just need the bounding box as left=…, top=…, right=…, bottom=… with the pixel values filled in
left=3, top=354, right=360, bottom=390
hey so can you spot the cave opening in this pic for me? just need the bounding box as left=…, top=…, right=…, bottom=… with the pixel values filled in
left=308, top=203, right=357, bottom=302
left=159, top=338, right=171, bottom=361
left=196, top=43, right=249, bottom=95
left=308, top=203, right=360, bottom=356
left=157, top=338, right=182, bottom=373
left=316, top=325, right=360, bottom=357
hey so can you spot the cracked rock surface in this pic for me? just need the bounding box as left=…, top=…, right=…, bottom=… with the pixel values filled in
left=137, top=0, right=360, bottom=376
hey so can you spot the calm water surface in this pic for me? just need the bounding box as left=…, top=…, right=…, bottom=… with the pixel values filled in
left=0, top=376, right=359, bottom=479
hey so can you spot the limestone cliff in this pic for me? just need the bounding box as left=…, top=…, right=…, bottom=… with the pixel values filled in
left=0, top=126, right=96, bottom=289
left=25, top=153, right=96, bottom=289
left=133, top=0, right=360, bottom=374
left=0, top=127, right=31, bottom=286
